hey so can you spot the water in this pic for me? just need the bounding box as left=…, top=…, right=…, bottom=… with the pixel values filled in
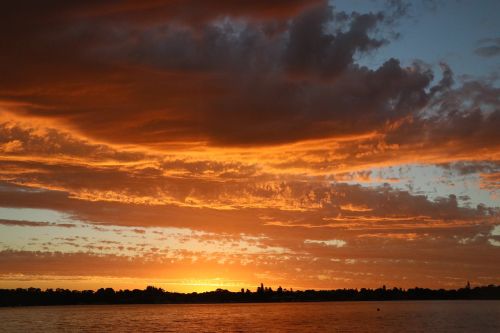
left=0, top=301, right=499, bottom=332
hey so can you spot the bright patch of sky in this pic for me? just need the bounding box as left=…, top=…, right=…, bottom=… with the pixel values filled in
left=0, top=208, right=289, bottom=257
left=0, top=207, right=72, bottom=223
left=337, top=164, right=499, bottom=208
left=334, top=0, right=500, bottom=81
left=304, top=239, right=347, bottom=247
left=491, top=224, right=500, bottom=236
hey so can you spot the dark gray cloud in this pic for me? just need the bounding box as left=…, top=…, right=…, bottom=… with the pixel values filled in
left=0, top=0, right=443, bottom=146
left=285, top=6, right=385, bottom=77
left=475, top=38, right=500, bottom=57
left=0, top=219, right=76, bottom=228
left=385, top=79, right=500, bottom=151
left=0, top=0, right=497, bottom=150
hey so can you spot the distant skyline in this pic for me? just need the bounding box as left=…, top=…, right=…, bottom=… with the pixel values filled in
left=0, top=0, right=499, bottom=292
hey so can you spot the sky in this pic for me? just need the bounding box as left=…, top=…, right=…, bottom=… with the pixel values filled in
left=0, top=0, right=499, bottom=292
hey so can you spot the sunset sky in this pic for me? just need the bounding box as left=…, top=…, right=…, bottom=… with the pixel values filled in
left=0, top=0, right=499, bottom=292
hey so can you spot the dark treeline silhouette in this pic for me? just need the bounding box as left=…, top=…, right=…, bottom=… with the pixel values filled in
left=1, top=283, right=499, bottom=307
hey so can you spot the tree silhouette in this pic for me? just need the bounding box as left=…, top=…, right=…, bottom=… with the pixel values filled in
left=1, top=283, right=499, bottom=307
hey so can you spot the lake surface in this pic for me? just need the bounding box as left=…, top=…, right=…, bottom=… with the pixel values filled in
left=1, top=301, right=499, bottom=332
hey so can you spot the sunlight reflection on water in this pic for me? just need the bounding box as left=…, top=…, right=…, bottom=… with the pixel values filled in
left=1, top=300, right=499, bottom=332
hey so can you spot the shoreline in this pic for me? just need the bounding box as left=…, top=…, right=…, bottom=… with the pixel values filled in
left=2, top=285, right=499, bottom=307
